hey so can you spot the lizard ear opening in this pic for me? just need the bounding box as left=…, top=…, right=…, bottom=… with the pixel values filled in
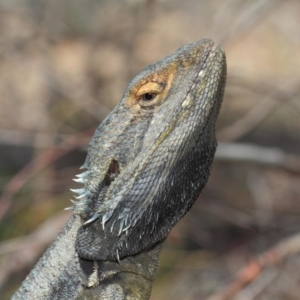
left=104, top=159, right=120, bottom=186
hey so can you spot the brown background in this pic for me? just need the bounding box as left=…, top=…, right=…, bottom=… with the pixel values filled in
left=0, top=0, right=300, bottom=299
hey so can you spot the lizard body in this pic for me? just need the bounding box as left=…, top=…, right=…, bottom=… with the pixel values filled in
left=13, top=38, right=226, bottom=300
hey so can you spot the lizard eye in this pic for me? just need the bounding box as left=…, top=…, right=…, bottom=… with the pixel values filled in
left=127, top=79, right=170, bottom=110
left=141, top=93, right=157, bottom=101
left=134, top=82, right=165, bottom=109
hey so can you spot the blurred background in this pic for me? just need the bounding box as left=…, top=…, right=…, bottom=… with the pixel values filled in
left=0, top=0, right=300, bottom=299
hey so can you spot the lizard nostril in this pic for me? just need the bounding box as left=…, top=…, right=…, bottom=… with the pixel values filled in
left=104, top=159, right=120, bottom=186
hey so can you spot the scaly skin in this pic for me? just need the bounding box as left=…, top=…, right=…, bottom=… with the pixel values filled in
left=13, top=39, right=226, bottom=300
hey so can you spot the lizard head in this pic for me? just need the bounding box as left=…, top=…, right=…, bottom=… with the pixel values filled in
left=73, top=39, right=226, bottom=262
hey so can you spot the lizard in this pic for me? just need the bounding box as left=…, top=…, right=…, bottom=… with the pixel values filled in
left=12, top=38, right=226, bottom=300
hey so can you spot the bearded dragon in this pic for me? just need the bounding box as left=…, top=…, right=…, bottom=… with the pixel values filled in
left=13, top=38, right=226, bottom=300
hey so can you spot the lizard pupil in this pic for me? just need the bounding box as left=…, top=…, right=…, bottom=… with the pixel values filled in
left=143, top=93, right=155, bottom=101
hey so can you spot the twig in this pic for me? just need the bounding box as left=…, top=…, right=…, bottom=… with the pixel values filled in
left=0, top=128, right=94, bottom=223
left=0, top=36, right=111, bottom=122
left=215, top=142, right=300, bottom=175
left=0, top=129, right=89, bottom=149
left=207, top=232, right=300, bottom=300
left=217, top=77, right=300, bottom=142
left=214, top=0, right=282, bottom=45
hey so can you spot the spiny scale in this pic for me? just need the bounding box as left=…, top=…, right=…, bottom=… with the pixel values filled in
left=73, top=177, right=86, bottom=184
left=64, top=206, right=74, bottom=211
left=102, top=214, right=110, bottom=230
left=69, top=169, right=96, bottom=221
left=75, top=171, right=90, bottom=178
left=70, top=199, right=79, bottom=205
left=70, top=188, right=85, bottom=195
left=75, top=191, right=92, bottom=200
left=79, top=163, right=88, bottom=170
left=118, top=219, right=124, bottom=236
left=83, top=212, right=100, bottom=225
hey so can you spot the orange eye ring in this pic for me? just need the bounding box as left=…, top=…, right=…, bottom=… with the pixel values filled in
left=126, top=66, right=176, bottom=111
